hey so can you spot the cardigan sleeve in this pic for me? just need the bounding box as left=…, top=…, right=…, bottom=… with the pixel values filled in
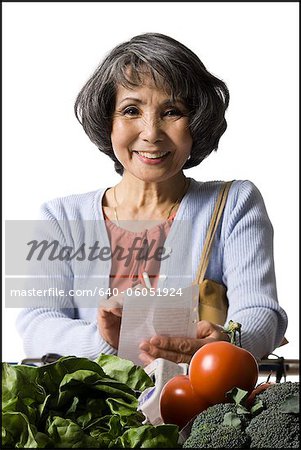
left=16, top=199, right=117, bottom=360
left=222, top=180, right=288, bottom=360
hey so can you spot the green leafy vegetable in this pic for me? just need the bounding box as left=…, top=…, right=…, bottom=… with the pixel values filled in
left=95, top=354, right=154, bottom=392
left=2, top=411, right=53, bottom=448
left=2, top=354, right=178, bottom=448
left=222, top=411, right=242, bottom=429
left=114, top=424, right=180, bottom=448
left=46, top=416, right=100, bottom=448
left=279, top=394, right=299, bottom=414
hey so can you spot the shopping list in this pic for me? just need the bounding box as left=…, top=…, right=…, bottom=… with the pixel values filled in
left=117, top=284, right=199, bottom=366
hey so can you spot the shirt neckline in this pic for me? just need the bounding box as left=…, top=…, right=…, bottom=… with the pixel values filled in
left=102, top=209, right=176, bottom=234
left=92, top=177, right=196, bottom=244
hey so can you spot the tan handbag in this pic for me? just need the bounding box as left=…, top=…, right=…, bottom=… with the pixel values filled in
left=194, top=181, right=233, bottom=325
left=194, top=181, right=289, bottom=350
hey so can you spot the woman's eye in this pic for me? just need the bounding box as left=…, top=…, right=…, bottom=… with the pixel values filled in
left=122, top=107, right=139, bottom=116
left=163, top=108, right=183, bottom=117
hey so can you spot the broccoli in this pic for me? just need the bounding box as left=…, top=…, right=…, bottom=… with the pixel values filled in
left=183, top=402, right=251, bottom=448
left=255, top=381, right=299, bottom=409
left=245, top=381, right=300, bottom=448
left=245, top=405, right=299, bottom=448
left=182, top=382, right=299, bottom=449
left=183, top=423, right=250, bottom=448
left=190, top=402, right=250, bottom=433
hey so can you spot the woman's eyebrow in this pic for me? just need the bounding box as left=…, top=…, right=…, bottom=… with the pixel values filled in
left=118, top=97, right=186, bottom=107
left=118, top=97, right=143, bottom=106
left=162, top=99, right=186, bottom=107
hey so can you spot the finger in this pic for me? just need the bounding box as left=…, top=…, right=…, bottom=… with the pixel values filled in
left=105, top=307, right=123, bottom=317
left=196, top=321, right=229, bottom=341
left=98, top=312, right=121, bottom=328
left=99, top=305, right=123, bottom=315
left=139, top=340, right=196, bottom=363
left=196, top=320, right=215, bottom=338
left=138, top=352, right=155, bottom=366
left=141, top=347, right=192, bottom=364
left=99, top=295, right=124, bottom=310
left=148, top=335, right=203, bottom=355
left=98, top=307, right=122, bottom=319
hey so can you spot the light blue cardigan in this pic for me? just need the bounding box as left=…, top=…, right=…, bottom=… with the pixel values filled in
left=16, top=178, right=288, bottom=360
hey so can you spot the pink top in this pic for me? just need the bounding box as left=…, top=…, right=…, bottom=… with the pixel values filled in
left=103, top=211, right=176, bottom=290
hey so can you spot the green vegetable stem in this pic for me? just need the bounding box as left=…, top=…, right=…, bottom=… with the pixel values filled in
left=222, top=320, right=242, bottom=346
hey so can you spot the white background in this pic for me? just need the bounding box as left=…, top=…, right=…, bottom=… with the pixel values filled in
left=2, top=2, right=299, bottom=365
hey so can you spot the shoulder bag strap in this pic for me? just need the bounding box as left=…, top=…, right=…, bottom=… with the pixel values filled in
left=194, top=180, right=233, bottom=285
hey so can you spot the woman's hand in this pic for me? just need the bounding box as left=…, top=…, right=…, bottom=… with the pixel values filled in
left=97, top=294, right=124, bottom=349
left=138, top=320, right=230, bottom=366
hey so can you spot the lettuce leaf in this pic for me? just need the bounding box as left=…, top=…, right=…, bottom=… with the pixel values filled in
left=94, top=354, right=154, bottom=391
left=114, top=424, right=180, bottom=448
left=46, top=416, right=100, bottom=448
left=2, top=354, right=178, bottom=448
left=2, top=411, right=53, bottom=448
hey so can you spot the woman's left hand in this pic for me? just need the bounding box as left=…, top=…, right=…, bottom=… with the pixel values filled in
left=138, top=320, right=230, bottom=366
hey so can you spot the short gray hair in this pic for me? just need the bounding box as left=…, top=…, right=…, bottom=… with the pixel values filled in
left=74, top=33, right=229, bottom=175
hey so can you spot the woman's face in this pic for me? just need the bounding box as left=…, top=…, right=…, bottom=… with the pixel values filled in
left=110, top=76, right=193, bottom=183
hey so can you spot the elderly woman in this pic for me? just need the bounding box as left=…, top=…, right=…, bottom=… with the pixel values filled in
left=16, top=33, right=287, bottom=364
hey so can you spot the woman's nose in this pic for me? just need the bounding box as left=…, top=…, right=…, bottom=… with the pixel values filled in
left=140, top=117, right=164, bottom=143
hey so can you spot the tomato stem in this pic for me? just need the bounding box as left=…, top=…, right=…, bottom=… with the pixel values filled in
left=223, top=320, right=242, bottom=346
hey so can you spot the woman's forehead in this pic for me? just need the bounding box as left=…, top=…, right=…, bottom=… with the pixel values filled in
left=118, top=66, right=167, bottom=88
left=115, top=69, right=184, bottom=102
left=114, top=81, right=185, bottom=106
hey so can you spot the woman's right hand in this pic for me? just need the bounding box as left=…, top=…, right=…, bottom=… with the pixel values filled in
left=97, top=294, right=124, bottom=349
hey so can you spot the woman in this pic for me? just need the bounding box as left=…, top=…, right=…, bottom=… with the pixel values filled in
left=16, top=33, right=287, bottom=364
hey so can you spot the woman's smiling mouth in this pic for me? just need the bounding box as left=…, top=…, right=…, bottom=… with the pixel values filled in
left=132, top=150, right=171, bottom=164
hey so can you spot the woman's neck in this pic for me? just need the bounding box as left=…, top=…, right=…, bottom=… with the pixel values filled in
left=104, top=172, right=189, bottom=222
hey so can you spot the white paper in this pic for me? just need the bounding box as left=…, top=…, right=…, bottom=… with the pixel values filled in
left=117, top=284, right=199, bottom=366
left=138, top=358, right=188, bottom=424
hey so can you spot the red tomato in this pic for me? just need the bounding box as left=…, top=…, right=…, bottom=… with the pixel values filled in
left=246, top=381, right=275, bottom=407
left=189, top=341, right=259, bottom=405
left=159, top=375, right=209, bottom=429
